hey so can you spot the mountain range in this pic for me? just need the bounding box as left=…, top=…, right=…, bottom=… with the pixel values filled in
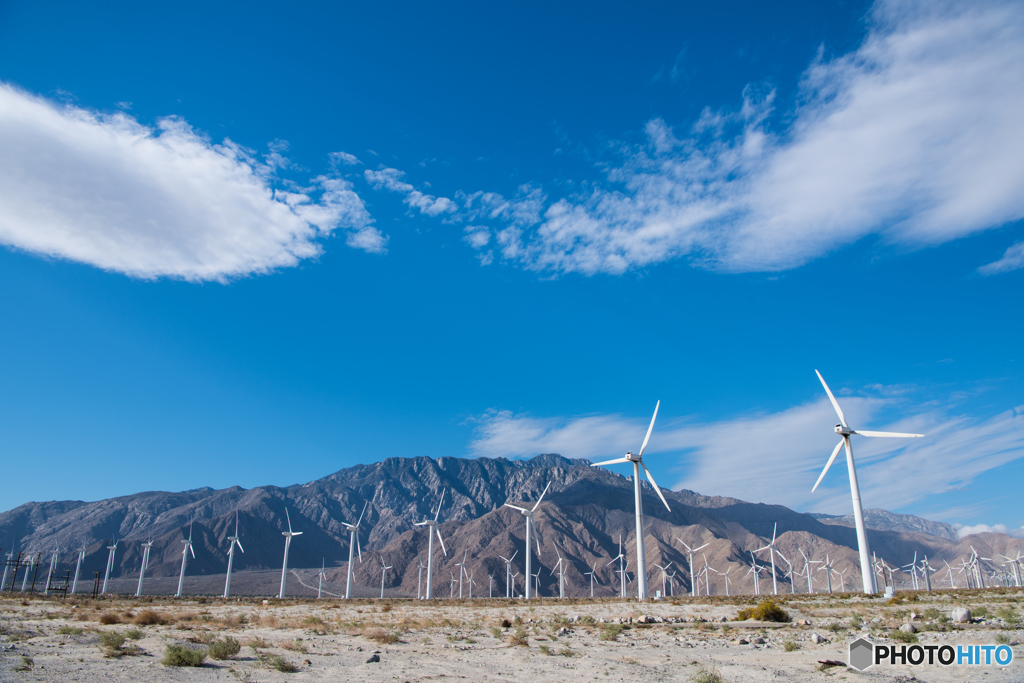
left=2, top=454, right=1019, bottom=597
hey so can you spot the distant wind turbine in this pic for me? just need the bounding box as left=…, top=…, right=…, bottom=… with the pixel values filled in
left=584, top=562, right=599, bottom=597
left=44, top=547, right=60, bottom=596
left=379, top=556, right=392, bottom=599
left=677, top=538, right=709, bottom=597
left=317, top=559, right=328, bottom=599
left=223, top=512, right=244, bottom=599
left=551, top=551, right=567, bottom=599
left=592, top=401, right=672, bottom=601
left=754, top=523, right=782, bottom=595
left=177, top=521, right=195, bottom=598
left=342, top=502, right=370, bottom=600
left=812, top=370, right=924, bottom=594
left=279, top=508, right=302, bottom=599
left=607, top=536, right=627, bottom=598
left=137, top=538, right=154, bottom=597
left=71, top=544, right=85, bottom=594
left=502, top=482, right=550, bottom=599
left=499, top=551, right=518, bottom=598
left=414, top=489, right=448, bottom=599
left=102, top=539, right=118, bottom=594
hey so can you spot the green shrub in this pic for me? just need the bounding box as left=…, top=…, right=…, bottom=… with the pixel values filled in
left=99, top=631, right=127, bottom=657
left=737, top=600, right=790, bottom=623
left=125, top=628, right=144, bottom=641
left=995, top=633, right=1011, bottom=645
left=133, top=610, right=162, bottom=626
left=783, top=639, right=799, bottom=652
left=996, top=607, right=1019, bottom=624
left=508, top=625, right=529, bottom=646
left=973, top=606, right=990, bottom=619
left=689, top=666, right=726, bottom=683
left=538, top=644, right=551, bottom=656
left=921, top=607, right=941, bottom=621
left=57, top=626, right=83, bottom=635
left=162, top=644, right=206, bottom=667
left=207, top=636, right=241, bottom=660
left=599, top=624, right=625, bottom=641
left=258, top=652, right=297, bottom=672
left=890, top=629, right=918, bottom=644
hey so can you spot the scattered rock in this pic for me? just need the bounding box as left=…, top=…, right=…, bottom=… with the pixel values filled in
left=871, top=617, right=881, bottom=624
left=951, top=608, right=971, bottom=623
left=751, top=637, right=766, bottom=645
left=809, top=633, right=826, bottom=644
left=720, top=617, right=728, bottom=623
left=899, top=623, right=917, bottom=634
left=557, top=627, right=571, bottom=636
left=736, top=638, right=749, bottom=645
left=302, top=659, right=312, bottom=666
left=366, top=654, right=380, bottom=663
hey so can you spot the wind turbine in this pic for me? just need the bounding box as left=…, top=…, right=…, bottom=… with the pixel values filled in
left=341, top=501, right=369, bottom=600
left=818, top=554, right=835, bottom=594
left=943, top=560, right=957, bottom=589
left=379, top=556, right=392, bottom=599
left=137, top=539, right=154, bottom=597
left=417, top=556, right=426, bottom=600
left=502, top=482, right=550, bottom=599
left=317, top=559, right=328, bottom=599
left=449, top=571, right=457, bottom=598
left=499, top=551, right=518, bottom=598
left=488, top=573, right=494, bottom=598
left=592, top=401, right=672, bottom=601
left=715, top=566, right=733, bottom=596
left=902, top=552, right=920, bottom=590
left=677, top=538, right=710, bottom=597
left=456, top=550, right=468, bottom=598
left=467, top=569, right=477, bottom=599
left=102, top=539, right=118, bottom=594
left=799, top=548, right=821, bottom=593
left=653, top=561, right=673, bottom=598
left=812, top=370, right=924, bottom=594
left=414, top=489, right=448, bottom=599
left=776, top=550, right=795, bottom=594
left=44, top=546, right=60, bottom=596
left=177, top=521, right=195, bottom=598
left=224, top=512, right=244, bottom=599
left=1, top=545, right=13, bottom=592
left=584, top=563, right=599, bottom=597
left=754, top=523, right=783, bottom=595
left=1000, top=552, right=1023, bottom=587
left=920, top=556, right=935, bottom=591
left=551, top=551, right=567, bottom=599
left=747, top=551, right=763, bottom=595
left=278, top=508, right=302, bottom=599
left=607, top=536, right=627, bottom=598
left=71, top=544, right=85, bottom=594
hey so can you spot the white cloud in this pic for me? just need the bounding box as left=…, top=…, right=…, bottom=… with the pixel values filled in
left=331, top=151, right=362, bottom=166
left=979, top=241, right=1024, bottom=274
left=468, top=394, right=1024, bottom=516
left=467, top=0, right=1024, bottom=274
left=364, top=167, right=457, bottom=217
left=0, top=83, right=385, bottom=281
left=954, top=523, right=1024, bottom=539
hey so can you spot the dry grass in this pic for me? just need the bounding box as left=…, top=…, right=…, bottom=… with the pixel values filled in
left=361, top=627, right=401, bottom=644
left=98, top=612, right=121, bottom=625
left=257, top=614, right=281, bottom=629
left=132, top=610, right=163, bottom=626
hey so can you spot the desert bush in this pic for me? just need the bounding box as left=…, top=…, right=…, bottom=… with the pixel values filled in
left=783, top=639, right=799, bottom=652
left=257, top=615, right=281, bottom=629
left=244, top=637, right=271, bottom=649
left=57, top=626, right=83, bottom=635
left=921, top=607, right=941, bottom=621
left=500, top=618, right=512, bottom=628
left=890, top=629, right=918, bottom=644
left=490, top=626, right=503, bottom=638
left=579, top=615, right=596, bottom=624
left=538, top=644, right=551, bottom=655
left=382, top=603, right=392, bottom=613
left=125, top=628, right=144, bottom=640
left=99, top=631, right=127, bottom=656
left=508, top=625, right=529, bottom=646
left=303, top=615, right=324, bottom=626
left=207, top=636, right=241, bottom=660
left=689, top=666, right=726, bottom=683
left=995, top=633, right=1011, bottom=645
left=15, top=656, right=33, bottom=672
left=362, top=627, right=399, bottom=645
left=98, top=612, right=121, bottom=625
left=973, top=606, right=990, bottom=619
left=257, top=652, right=297, bottom=672
left=281, top=639, right=309, bottom=654
left=996, top=607, right=1018, bottom=623
left=132, top=610, right=162, bottom=626
left=559, top=646, right=580, bottom=657
left=736, top=600, right=790, bottom=623
left=163, top=644, right=206, bottom=667
left=599, top=624, right=625, bottom=641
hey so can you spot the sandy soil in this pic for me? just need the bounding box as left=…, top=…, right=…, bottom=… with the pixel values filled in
left=1, top=589, right=1021, bottom=682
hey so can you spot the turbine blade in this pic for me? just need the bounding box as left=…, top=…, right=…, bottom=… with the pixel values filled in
left=237, top=540, right=245, bottom=554
left=812, top=439, right=846, bottom=492
left=357, top=501, right=368, bottom=526
left=356, top=534, right=362, bottom=563
left=434, top=489, right=445, bottom=521
left=637, top=400, right=660, bottom=457
left=640, top=461, right=671, bottom=511
left=592, top=457, right=632, bottom=467
left=815, top=370, right=847, bottom=427
left=532, top=482, right=552, bottom=511
left=852, top=430, right=925, bottom=438
left=503, top=503, right=529, bottom=513
left=189, top=545, right=195, bottom=559
left=772, top=522, right=777, bottom=544
left=436, top=528, right=447, bottom=556
left=285, top=508, right=293, bottom=534
left=695, top=543, right=709, bottom=552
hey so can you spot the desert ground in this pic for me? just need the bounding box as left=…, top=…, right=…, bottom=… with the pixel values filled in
left=1, top=586, right=1021, bottom=682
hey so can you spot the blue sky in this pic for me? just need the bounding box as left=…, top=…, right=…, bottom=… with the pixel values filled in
left=0, top=0, right=1022, bottom=534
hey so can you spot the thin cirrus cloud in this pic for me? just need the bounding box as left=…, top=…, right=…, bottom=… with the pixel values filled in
left=0, top=82, right=386, bottom=282
left=468, top=396, right=1024, bottom=520
left=364, top=167, right=458, bottom=217
left=459, top=0, right=1024, bottom=275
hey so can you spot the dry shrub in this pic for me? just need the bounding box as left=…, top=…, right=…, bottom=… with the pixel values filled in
left=98, top=612, right=121, bottom=625
left=245, top=637, right=271, bottom=649
left=257, top=615, right=281, bottom=629
left=736, top=599, right=790, bottom=623
left=280, top=639, right=308, bottom=654
left=132, top=610, right=162, bottom=626
left=362, top=627, right=400, bottom=645
left=508, top=625, right=529, bottom=647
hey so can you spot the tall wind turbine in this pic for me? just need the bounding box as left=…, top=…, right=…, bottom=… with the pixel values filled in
left=417, top=556, right=427, bottom=600
left=1, top=545, right=13, bottom=592
left=317, top=559, right=328, bottom=599
left=44, top=546, right=60, bottom=596
left=607, top=536, right=627, bottom=597
left=456, top=550, right=468, bottom=598
left=224, top=512, right=244, bottom=599
left=551, top=551, right=567, bottom=599
left=502, top=482, right=550, bottom=599
left=677, top=539, right=709, bottom=597
left=137, top=539, right=153, bottom=597
left=812, top=370, right=924, bottom=593
left=102, top=539, right=118, bottom=594
left=342, top=502, right=369, bottom=599
left=593, top=401, right=672, bottom=601
left=177, top=521, right=195, bottom=598
left=754, top=523, right=781, bottom=595
left=379, top=556, right=392, bottom=599
left=414, top=489, right=447, bottom=599
left=585, top=563, right=599, bottom=597
left=71, top=545, right=85, bottom=594
left=499, top=551, right=517, bottom=598
left=653, top=562, right=673, bottom=598
left=279, top=508, right=302, bottom=599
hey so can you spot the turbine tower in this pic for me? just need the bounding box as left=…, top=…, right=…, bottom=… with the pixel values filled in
left=279, top=508, right=302, bottom=599
left=71, top=545, right=85, bottom=594
left=101, top=539, right=118, bottom=594
left=341, top=501, right=370, bottom=599
left=414, top=489, right=448, bottom=599
left=44, top=546, right=60, bottom=596
left=317, top=559, right=328, bottom=599
left=585, top=562, right=599, bottom=597
left=593, top=401, right=672, bottom=601
left=499, top=551, right=518, bottom=598
left=607, top=536, right=627, bottom=597
left=136, top=538, right=153, bottom=597
left=224, top=512, right=244, bottom=599
left=812, top=370, right=924, bottom=594
left=502, top=481, right=550, bottom=599
left=379, top=556, right=392, bottom=599
left=754, top=523, right=782, bottom=595
left=177, top=521, right=195, bottom=598
left=677, top=538, right=709, bottom=597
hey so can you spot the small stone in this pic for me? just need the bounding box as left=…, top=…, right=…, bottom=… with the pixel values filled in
left=899, top=623, right=917, bottom=634
left=752, top=637, right=766, bottom=644
left=736, top=638, right=749, bottom=645
left=809, top=633, right=826, bottom=644
left=366, top=654, right=380, bottom=663
left=871, top=617, right=881, bottom=624
left=720, top=617, right=728, bottom=623
left=302, top=659, right=312, bottom=666
left=951, top=607, right=971, bottom=623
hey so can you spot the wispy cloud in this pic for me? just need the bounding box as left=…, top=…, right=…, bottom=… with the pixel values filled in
left=457, top=0, right=1024, bottom=274
left=953, top=523, right=1024, bottom=539
left=364, top=167, right=457, bottom=217
left=0, top=83, right=385, bottom=281
left=468, top=392, right=1024, bottom=518
left=979, top=241, right=1024, bottom=274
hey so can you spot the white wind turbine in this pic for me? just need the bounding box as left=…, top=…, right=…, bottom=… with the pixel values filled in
left=317, top=559, right=328, bottom=599
left=812, top=370, right=924, bottom=594
left=414, top=489, right=448, bottom=599
left=799, top=548, right=820, bottom=593
left=653, top=561, right=673, bottom=598
left=44, top=546, right=60, bottom=596
left=224, top=512, right=244, bottom=599
left=817, top=554, right=836, bottom=593
left=502, top=482, right=550, bottom=600
left=715, top=566, right=733, bottom=596
left=177, top=521, right=195, bottom=598
left=278, top=508, right=302, bottom=599
left=499, top=551, right=518, bottom=598
left=902, top=552, right=920, bottom=590
left=417, top=556, right=426, bottom=600
left=137, top=539, right=154, bottom=597
left=1, top=545, right=13, bottom=592
left=71, top=544, right=85, bottom=594
left=585, top=562, right=599, bottom=597
left=467, top=569, right=477, bottom=599
left=1000, top=552, right=1023, bottom=587
left=379, top=556, right=392, bottom=599
left=754, top=523, right=782, bottom=595
left=456, top=550, right=468, bottom=598
left=488, top=573, right=494, bottom=598
left=102, top=538, right=118, bottom=594
left=920, top=555, right=935, bottom=591
left=449, top=571, right=457, bottom=598
left=342, top=502, right=370, bottom=600
left=593, top=401, right=672, bottom=601
left=551, top=551, right=567, bottom=599
left=677, top=538, right=709, bottom=597
left=747, top=551, right=763, bottom=595
left=607, top=536, right=627, bottom=598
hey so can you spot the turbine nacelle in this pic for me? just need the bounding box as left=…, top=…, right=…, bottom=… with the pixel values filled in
left=834, top=424, right=852, bottom=436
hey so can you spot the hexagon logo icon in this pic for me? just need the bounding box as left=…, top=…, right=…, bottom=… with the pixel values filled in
left=848, top=637, right=874, bottom=671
